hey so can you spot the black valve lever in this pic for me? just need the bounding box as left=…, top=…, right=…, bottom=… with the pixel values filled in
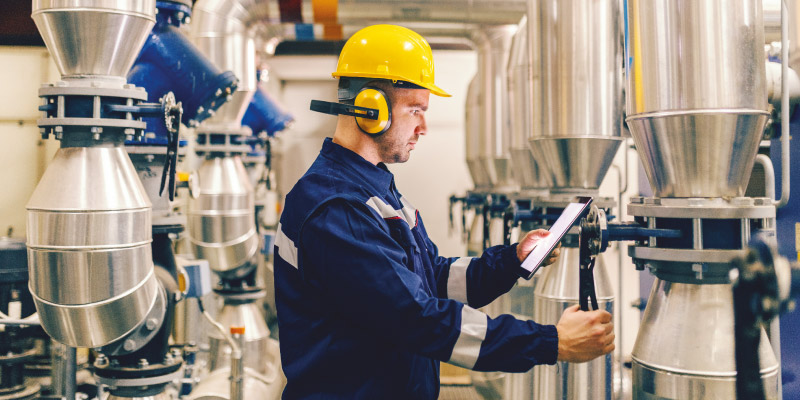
left=157, top=92, right=183, bottom=201
left=579, top=257, right=599, bottom=311
left=578, top=206, right=602, bottom=311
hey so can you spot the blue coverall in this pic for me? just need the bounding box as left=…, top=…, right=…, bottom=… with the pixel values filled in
left=274, top=138, right=558, bottom=399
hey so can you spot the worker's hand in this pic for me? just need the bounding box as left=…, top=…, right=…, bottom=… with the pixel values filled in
left=516, top=229, right=561, bottom=266
left=555, top=304, right=615, bottom=363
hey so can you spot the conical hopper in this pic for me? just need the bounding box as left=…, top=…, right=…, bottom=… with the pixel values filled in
left=32, top=0, right=156, bottom=78
left=529, top=137, right=622, bottom=189
left=527, top=0, right=623, bottom=190
left=626, top=0, right=768, bottom=198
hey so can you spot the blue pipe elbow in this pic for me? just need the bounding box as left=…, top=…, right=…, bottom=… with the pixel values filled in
left=128, top=10, right=238, bottom=145
left=242, top=87, right=295, bottom=137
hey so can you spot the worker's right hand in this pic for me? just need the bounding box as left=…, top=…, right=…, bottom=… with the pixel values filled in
left=555, top=304, right=615, bottom=363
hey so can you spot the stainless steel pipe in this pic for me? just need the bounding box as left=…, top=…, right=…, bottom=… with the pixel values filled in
left=471, top=25, right=518, bottom=192
left=27, top=0, right=161, bottom=350
left=533, top=247, right=614, bottom=400
left=507, top=15, right=547, bottom=191
left=631, top=280, right=779, bottom=399
left=625, top=0, right=769, bottom=198
left=191, top=0, right=258, bottom=126
left=527, top=0, right=623, bottom=190
left=187, top=156, right=260, bottom=277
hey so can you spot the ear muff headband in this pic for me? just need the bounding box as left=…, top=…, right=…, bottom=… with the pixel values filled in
left=354, top=87, right=391, bottom=136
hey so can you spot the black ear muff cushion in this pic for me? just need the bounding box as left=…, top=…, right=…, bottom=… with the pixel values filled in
left=354, top=87, right=391, bottom=136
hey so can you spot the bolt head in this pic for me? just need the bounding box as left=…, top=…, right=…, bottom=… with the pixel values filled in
left=123, top=339, right=136, bottom=351
left=94, top=354, right=109, bottom=368
left=145, top=318, right=158, bottom=331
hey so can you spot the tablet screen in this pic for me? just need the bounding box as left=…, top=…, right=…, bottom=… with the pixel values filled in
left=518, top=197, right=592, bottom=279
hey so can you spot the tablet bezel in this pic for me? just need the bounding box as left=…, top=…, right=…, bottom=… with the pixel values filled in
left=517, top=197, right=593, bottom=279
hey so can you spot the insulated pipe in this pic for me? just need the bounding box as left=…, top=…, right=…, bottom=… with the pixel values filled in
left=776, top=0, right=791, bottom=208
left=471, top=25, right=518, bottom=192
left=191, top=0, right=260, bottom=125
left=28, top=0, right=163, bottom=350
left=756, top=154, right=777, bottom=201
left=188, top=0, right=263, bottom=278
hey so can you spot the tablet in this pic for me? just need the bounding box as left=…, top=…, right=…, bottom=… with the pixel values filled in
left=518, top=197, right=593, bottom=279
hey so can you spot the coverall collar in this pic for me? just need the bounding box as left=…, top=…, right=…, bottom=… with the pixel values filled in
left=321, top=137, right=395, bottom=194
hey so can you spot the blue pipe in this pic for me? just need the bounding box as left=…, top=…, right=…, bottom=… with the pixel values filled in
left=127, top=2, right=238, bottom=146
left=242, top=87, right=295, bottom=137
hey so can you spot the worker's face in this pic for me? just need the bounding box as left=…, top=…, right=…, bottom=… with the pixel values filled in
left=374, top=88, right=429, bottom=164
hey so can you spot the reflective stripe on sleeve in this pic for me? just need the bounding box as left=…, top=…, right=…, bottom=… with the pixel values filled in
left=448, top=305, right=488, bottom=369
left=275, top=222, right=298, bottom=269
left=446, top=257, right=472, bottom=303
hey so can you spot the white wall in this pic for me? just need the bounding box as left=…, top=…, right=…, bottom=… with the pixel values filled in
left=0, top=47, right=59, bottom=238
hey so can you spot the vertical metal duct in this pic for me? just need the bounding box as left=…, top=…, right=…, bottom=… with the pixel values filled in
left=27, top=0, right=164, bottom=349
left=187, top=0, right=262, bottom=277
left=625, top=1, right=779, bottom=398
left=465, top=75, right=493, bottom=190
left=191, top=0, right=259, bottom=126
left=626, top=0, right=769, bottom=198
left=527, top=0, right=623, bottom=191
left=506, top=15, right=547, bottom=192
left=524, top=2, right=622, bottom=398
left=472, top=25, right=518, bottom=192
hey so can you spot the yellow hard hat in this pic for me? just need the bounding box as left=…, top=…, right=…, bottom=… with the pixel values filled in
left=333, top=25, right=451, bottom=97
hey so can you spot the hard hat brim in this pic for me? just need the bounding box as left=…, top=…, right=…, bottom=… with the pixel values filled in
left=332, top=72, right=451, bottom=97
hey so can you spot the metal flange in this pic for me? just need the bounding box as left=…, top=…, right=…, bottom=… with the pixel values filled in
left=628, top=197, right=775, bottom=219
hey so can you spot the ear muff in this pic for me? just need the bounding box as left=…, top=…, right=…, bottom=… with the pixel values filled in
left=354, top=87, right=391, bottom=136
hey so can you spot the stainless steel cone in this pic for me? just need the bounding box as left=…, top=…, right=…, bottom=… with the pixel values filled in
left=625, top=0, right=768, bottom=198
left=527, top=0, right=623, bottom=191
left=187, top=156, right=260, bottom=277
left=533, top=247, right=614, bottom=399
left=631, top=279, right=779, bottom=398
left=208, top=301, right=276, bottom=376
left=26, top=147, right=157, bottom=348
left=528, top=137, right=622, bottom=190
left=191, top=0, right=258, bottom=125
left=32, top=0, right=156, bottom=78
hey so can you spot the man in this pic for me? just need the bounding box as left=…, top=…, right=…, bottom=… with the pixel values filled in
left=274, top=24, right=614, bottom=399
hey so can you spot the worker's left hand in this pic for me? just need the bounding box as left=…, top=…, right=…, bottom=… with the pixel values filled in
left=516, top=229, right=561, bottom=266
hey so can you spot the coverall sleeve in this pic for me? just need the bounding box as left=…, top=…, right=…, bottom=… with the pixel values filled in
left=424, top=234, right=524, bottom=309
left=298, top=198, right=558, bottom=372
